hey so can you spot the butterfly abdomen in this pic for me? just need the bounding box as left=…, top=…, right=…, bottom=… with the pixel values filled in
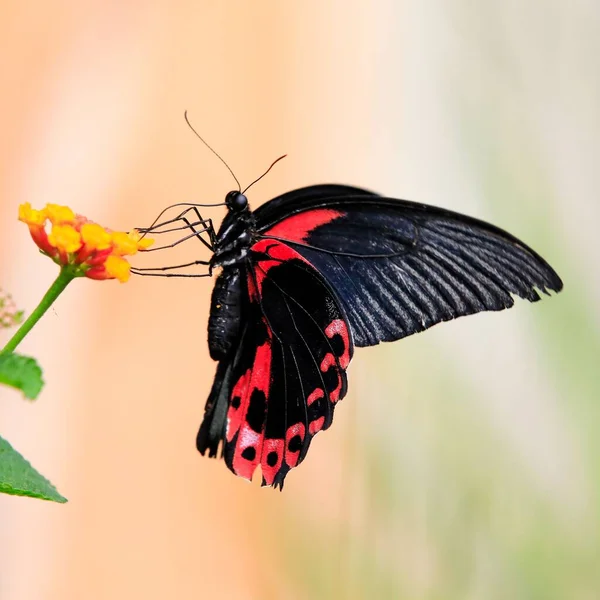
left=208, top=268, right=245, bottom=361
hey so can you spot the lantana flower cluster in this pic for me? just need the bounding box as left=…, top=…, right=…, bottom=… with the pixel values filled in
left=18, top=203, right=153, bottom=282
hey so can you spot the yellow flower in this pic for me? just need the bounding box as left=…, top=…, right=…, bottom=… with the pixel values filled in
left=18, top=202, right=47, bottom=227
left=48, top=225, right=82, bottom=254
left=80, top=222, right=112, bottom=251
left=111, top=230, right=153, bottom=255
left=18, top=202, right=153, bottom=283
left=105, top=255, right=131, bottom=283
left=131, top=229, right=154, bottom=250
left=46, top=204, right=76, bottom=225
left=111, top=231, right=139, bottom=256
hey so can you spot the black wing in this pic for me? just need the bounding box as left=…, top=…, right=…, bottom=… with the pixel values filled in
left=254, top=185, right=563, bottom=347
left=197, top=237, right=353, bottom=489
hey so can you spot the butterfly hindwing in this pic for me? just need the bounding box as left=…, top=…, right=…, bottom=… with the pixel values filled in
left=221, top=309, right=272, bottom=480
left=255, top=186, right=563, bottom=347
left=196, top=321, right=254, bottom=460
left=206, top=238, right=352, bottom=488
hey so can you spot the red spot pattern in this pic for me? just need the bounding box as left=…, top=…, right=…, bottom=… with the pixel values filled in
left=325, top=319, right=351, bottom=368
left=318, top=319, right=352, bottom=403
left=320, top=353, right=336, bottom=372
left=307, top=388, right=324, bottom=406
left=263, top=208, right=344, bottom=243
left=320, top=352, right=342, bottom=403
left=329, top=376, right=343, bottom=402
left=260, top=438, right=284, bottom=486
left=232, top=426, right=262, bottom=480
left=226, top=370, right=250, bottom=442
left=285, top=423, right=306, bottom=468
left=306, top=389, right=326, bottom=434
left=228, top=326, right=273, bottom=481
left=309, top=417, right=325, bottom=436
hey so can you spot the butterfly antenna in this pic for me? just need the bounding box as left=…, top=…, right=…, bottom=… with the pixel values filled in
left=242, top=154, right=287, bottom=194
left=184, top=110, right=241, bottom=192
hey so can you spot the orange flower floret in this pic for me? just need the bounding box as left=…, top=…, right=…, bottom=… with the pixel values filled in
left=18, top=202, right=47, bottom=227
left=111, top=231, right=139, bottom=256
left=136, top=235, right=154, bottom=250
left=48, top=225, right=82, bottom=254
left=46, top=204, right=76, bottom=225
left=111, top=230, right=153, bottom=255
left=80, top=222, right=112, bottom=251
left=18, top=202, right=153, bottom=283
left=105, top=255, right=131, bottom=282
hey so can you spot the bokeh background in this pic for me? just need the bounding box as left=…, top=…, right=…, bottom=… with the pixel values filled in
left=0, top=2, right=598, bottom=599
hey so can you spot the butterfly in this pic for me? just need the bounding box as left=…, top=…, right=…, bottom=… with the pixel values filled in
left=135, top=114, right=562, bottom=489
left=137, top=180, right=562, bottom=489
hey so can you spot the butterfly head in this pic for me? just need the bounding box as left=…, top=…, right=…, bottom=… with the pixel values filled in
left=225, top=191, right=248, bottom=212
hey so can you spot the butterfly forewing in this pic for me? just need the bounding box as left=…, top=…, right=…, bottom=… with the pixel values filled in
left=256, top=187, right=563, bottom=347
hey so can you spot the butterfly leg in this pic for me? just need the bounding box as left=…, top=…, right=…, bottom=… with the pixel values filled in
left=131, top=256, right=213, bottom=278
left=137, top=207, right=216, bottom=251
left=141, top=224, right=214, bottom=252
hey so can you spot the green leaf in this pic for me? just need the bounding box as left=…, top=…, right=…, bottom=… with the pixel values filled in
left=0, top=435, right=67, bottom=503
left=0, top=352, right=44, bottom=399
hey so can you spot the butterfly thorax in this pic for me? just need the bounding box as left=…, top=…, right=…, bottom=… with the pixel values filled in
left=208, top=194, right=256, bottom=360
left=210, top=197, right=256, bottom=270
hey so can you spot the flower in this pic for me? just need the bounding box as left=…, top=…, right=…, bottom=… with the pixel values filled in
left=18, top=202, right=153, bottom=283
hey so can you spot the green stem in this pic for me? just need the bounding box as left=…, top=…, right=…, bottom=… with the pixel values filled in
left=1, top=267, right=77, bottom=354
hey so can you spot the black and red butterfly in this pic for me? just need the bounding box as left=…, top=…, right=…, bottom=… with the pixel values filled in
left=136, top=177, right=562, bottom=489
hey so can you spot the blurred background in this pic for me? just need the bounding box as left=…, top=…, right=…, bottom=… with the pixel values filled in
left=0, top=1, right=598, bottom=599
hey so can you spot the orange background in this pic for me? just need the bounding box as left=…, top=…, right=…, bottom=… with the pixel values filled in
left=1, top=2, right=598, bottom=599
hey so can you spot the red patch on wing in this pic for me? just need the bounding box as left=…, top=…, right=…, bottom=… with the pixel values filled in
left=320, top=353, right=336, bottom=371
left=325, top=319, right=351, bottom=368
left=263, top=208, right=344, bottom=243
left=285, top=423, right=306, bottom=468
left=260, top=438, right=285, bottom=486
left=232, top=426, right=262, bottom=479
left=307, top=388, right=326, bottom=434
left=307, top=388, right=324, bottom=406
left=228, top=323, right=273, bottom=481
left=320, top=353, right=342, bottom=402
left=226, top=370, right=250, bottom=442
left=251, top=239, right=311, bottom=294
left=309, top=417, right=325, bottom=436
